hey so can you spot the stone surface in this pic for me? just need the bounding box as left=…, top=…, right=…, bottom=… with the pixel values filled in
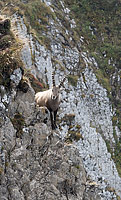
left=0, top=1, right=121, bottom=199
left=0, top=77, right=86, bottom=200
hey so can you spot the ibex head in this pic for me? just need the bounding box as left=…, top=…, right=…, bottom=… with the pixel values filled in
left=51, top=72, right=66, bottom=100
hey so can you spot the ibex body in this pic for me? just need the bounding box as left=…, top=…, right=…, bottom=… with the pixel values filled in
left=35, top=73, right=66, bottom=129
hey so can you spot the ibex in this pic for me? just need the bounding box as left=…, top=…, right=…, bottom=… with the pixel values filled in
left=35, top=73, right=66, bottom=130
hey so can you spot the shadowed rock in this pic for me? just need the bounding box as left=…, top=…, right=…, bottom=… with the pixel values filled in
left=0, top=19, right=11, bottom=34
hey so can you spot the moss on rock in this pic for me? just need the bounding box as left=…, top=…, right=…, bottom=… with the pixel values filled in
left=11, top=112, right=25, bottom=138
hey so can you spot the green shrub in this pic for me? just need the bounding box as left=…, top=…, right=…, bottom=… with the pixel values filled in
left=11, top=112, right=25, bottom=138
left=68, top=75, right=78, bottom=87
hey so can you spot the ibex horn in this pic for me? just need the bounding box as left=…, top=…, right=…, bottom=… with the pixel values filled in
left=59, top=77, right=66, bottom=88
left=52, top=72, right=55, bottom=86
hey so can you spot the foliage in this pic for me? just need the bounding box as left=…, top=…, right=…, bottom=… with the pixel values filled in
left=11, top=112, right=25, bottom=138
left=68, top=75, right=78, bottom=87
left=0, top=22, right=23, bottom=88
left=0, top=167, right=4, bottom=175
left=0, top=0, right=55, bottom=48
left=66, top=130, right=83, bottom=142
left=95, top=69, right=111, bottom=94
left=21, top=1, right=55, bottom=31
left=64, top=0, right=121, bottom=176
left=65, top=124, right=83, bottom=143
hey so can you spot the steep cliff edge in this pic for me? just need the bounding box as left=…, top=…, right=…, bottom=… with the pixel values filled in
left=0, top=17, right=102, bottom=200
left=0, top=0, right=121, bottom=199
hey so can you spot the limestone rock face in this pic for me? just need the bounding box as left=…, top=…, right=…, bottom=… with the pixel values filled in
left=0, top=0, right=121, bottom=199
left=0, top=65, right=87, bottom=199
left=0, top=85, right=86, bottom=200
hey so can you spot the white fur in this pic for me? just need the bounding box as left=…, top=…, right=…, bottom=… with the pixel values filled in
left=35, top=88, right=61, bottom=111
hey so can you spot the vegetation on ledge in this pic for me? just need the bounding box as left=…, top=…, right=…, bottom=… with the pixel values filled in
left=63, top=0, right=121, bottom=177
left=0, top=18, right=23, bottom=89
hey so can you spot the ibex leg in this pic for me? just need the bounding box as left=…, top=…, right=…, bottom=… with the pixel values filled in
left=50, top=111, right=55, bottom=130
left=54, top=109, right=58, bottom=129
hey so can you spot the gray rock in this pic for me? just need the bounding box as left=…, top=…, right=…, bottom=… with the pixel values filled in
left=1, top=1, right=121, bottom=199
left=10, top=68, right=23, bottom=87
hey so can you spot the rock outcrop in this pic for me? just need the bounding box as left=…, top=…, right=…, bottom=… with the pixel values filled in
left=0, top=89, right=87, bottom=200
left=0, top=0, right=121, bottom=199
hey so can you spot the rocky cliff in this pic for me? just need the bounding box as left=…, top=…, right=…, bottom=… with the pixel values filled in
left=0, top=0, right=121, bottom=199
